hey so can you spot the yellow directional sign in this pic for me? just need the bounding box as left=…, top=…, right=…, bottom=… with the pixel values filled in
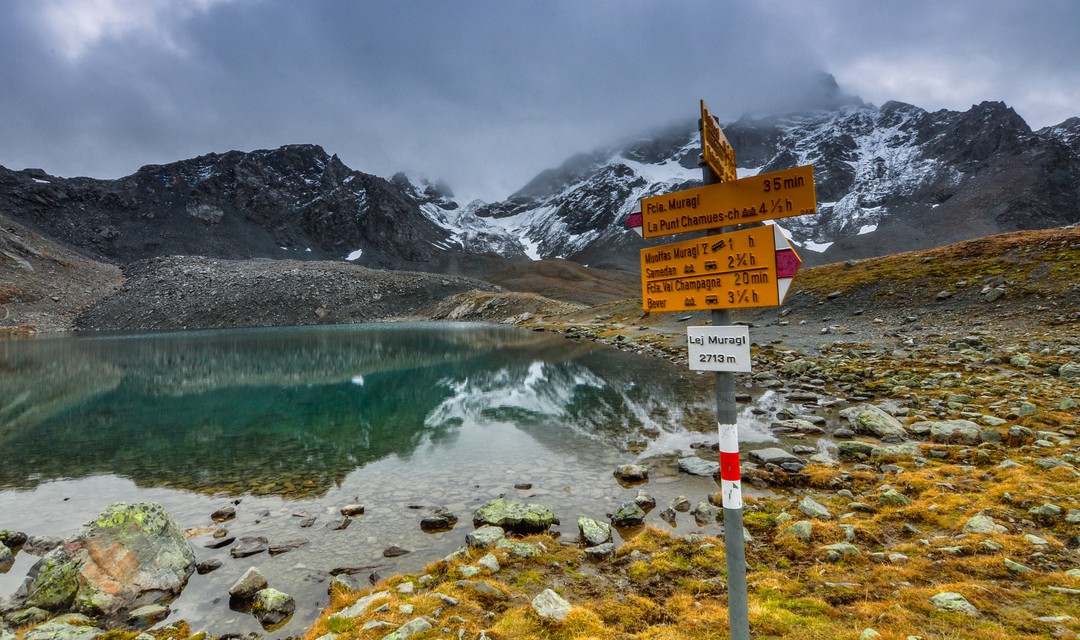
left=641, top=225, right=801, bottom=312
left=701, top=100, right=736, bottom=183
left=640, top=165, right=815, bottom=238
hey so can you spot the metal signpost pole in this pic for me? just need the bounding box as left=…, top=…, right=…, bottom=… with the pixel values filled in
left=640, top=101, right=810, bottom=639
left=703, top=156, right=751, bottom=640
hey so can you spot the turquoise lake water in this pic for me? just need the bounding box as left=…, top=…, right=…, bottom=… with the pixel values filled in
left=0, top=323, right=780, bottom=636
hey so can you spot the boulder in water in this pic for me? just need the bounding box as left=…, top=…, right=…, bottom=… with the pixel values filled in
left=12, top=502, right=195, bottom=619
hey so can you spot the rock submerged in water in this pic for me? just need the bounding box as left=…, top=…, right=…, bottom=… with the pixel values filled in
left=610, top=502, right=646, bottom=528
left=210, top=505, right=236, bottom=522
left=0, top=530, right=28, bottom=549
left=229, top=567, right=268, bottom=599
left=11, top=502, right=195, bottom=619
left=420, top=507, right=459, bottom=532
left=472, top=499, right=558, bottom=533
left=252, top=587, right=296, bottom=628
left=613, top=464, right=649, bottom=483
left=230, top=536, right=269, bottom=558
left=677, top=456, right=720, bottom=477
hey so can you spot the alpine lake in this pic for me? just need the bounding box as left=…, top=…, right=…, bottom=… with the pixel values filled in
left=0, top=322, right=809, bottom=637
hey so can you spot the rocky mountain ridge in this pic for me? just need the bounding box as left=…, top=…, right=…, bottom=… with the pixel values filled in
left=0, top=146, right=485, bottom=273
left=1, top=99, right=1078, bottom=280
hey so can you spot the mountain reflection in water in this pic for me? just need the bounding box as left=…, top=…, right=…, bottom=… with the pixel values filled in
left=0, top=323, right=712, bottom=496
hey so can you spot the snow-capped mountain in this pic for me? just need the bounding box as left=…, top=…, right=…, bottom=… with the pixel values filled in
left=412, top=100, right=1080, bottom=270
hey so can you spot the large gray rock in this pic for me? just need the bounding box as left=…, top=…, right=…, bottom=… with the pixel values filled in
left=691, top=502, right=721, bottom=524
left=472, top=499, right=558, bottom=533
left=869, top=442, right=922, bottom=459
left=928, top=420, right=982, bottom=445
left=532, top=589, right=572, bottom=621
left=13, top=502, right=195, bottom=618
left=878, top=489, right=910, bottom=507
left=466, top=525, right=505, bottom=549
left=798, top=496, right=832, bottom=520
left=778, top=520, right=814, bottom=542
left=748, top=448, right=803, bottom=466
left=21, top=615, right=103, bottom=640
left=613, top=464, right=649, bottom=483
left=844, top=404, right=908, bottom=440
left=770, top=419, right=824, bottom=435
left=335, top=590, right=390, bottom=619
left=962, top=513, right=1008, bottom=534
left=382, top=617, right=434, bottom=639
left=930, top=592, right=978, bottom=616
left=577, top=517, right=612, bottom=547
left=821, top=542, right=861, bottom=557
left=495, top=539, right=541, bottom=558
left=678, top=456, right=720, bottom=477
left=229, top=567, right=268, bottom=599
left=1058, top=363, right=1080, bottom=380
left=837, top=441, right=876, bottom=461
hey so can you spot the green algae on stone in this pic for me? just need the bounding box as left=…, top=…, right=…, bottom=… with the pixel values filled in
left=577, top=517, right=612, bottom=547
left=472, top=499, right=559, bottom=533
left=19, top=503, right=195, bottom=618
left=25, top=552, right=83, bottom=611
left=252, top=588, right=296, bottom=629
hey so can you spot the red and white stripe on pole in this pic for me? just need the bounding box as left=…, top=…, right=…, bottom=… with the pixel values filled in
left=718, top=422, right=742, bottom=509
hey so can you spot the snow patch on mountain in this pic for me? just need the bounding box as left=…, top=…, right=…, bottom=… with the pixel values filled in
left=771, top=105, right=960, bottom=248
left=422, top=199, right=527, bottom=257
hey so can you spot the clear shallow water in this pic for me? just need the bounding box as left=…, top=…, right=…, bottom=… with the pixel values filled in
left=0, top=323, right=779, bottom=636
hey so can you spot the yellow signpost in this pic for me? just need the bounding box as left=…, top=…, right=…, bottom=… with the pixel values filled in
left=640, top=225, right=801, bottom=312
left=634, top=100, right=818, bottom=640
left=640, top=164, right=815, bottom=238
left=701, top=100, right=737, bottom=183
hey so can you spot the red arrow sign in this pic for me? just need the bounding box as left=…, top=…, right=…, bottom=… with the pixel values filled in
left=773, top=226, right=801, bottom=304
left=775, top=248, right=801, bottom=278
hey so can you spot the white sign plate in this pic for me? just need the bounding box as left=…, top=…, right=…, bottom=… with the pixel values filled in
left=687, top=326, right=751, bottom=372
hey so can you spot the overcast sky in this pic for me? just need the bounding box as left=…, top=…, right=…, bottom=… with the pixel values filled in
left=2, top=0, right=1078, bottom=202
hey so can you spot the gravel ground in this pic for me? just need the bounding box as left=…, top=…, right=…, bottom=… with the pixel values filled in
left=72, top=255, right=504, bottom=332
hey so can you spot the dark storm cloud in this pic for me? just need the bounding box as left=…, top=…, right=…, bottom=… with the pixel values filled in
left=1, top=1, right=1077, bottom=202
left=801, top=0, right=1080, bottom=125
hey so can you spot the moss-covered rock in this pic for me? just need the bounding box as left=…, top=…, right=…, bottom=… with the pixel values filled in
left=0, top=530, right=28, bottom=548
left=16, top=502, right=195, bottom=619
left=578, top=517, right=612, bottom=547
left=472, top=499, right=559, bottom=533
left=0, top=544, right=14, bottom=572
left=252, top=588, right=296, bottom=628
left=611, top=502, right=646, bottom=527
left=845, top=404, right=907, bottom=440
